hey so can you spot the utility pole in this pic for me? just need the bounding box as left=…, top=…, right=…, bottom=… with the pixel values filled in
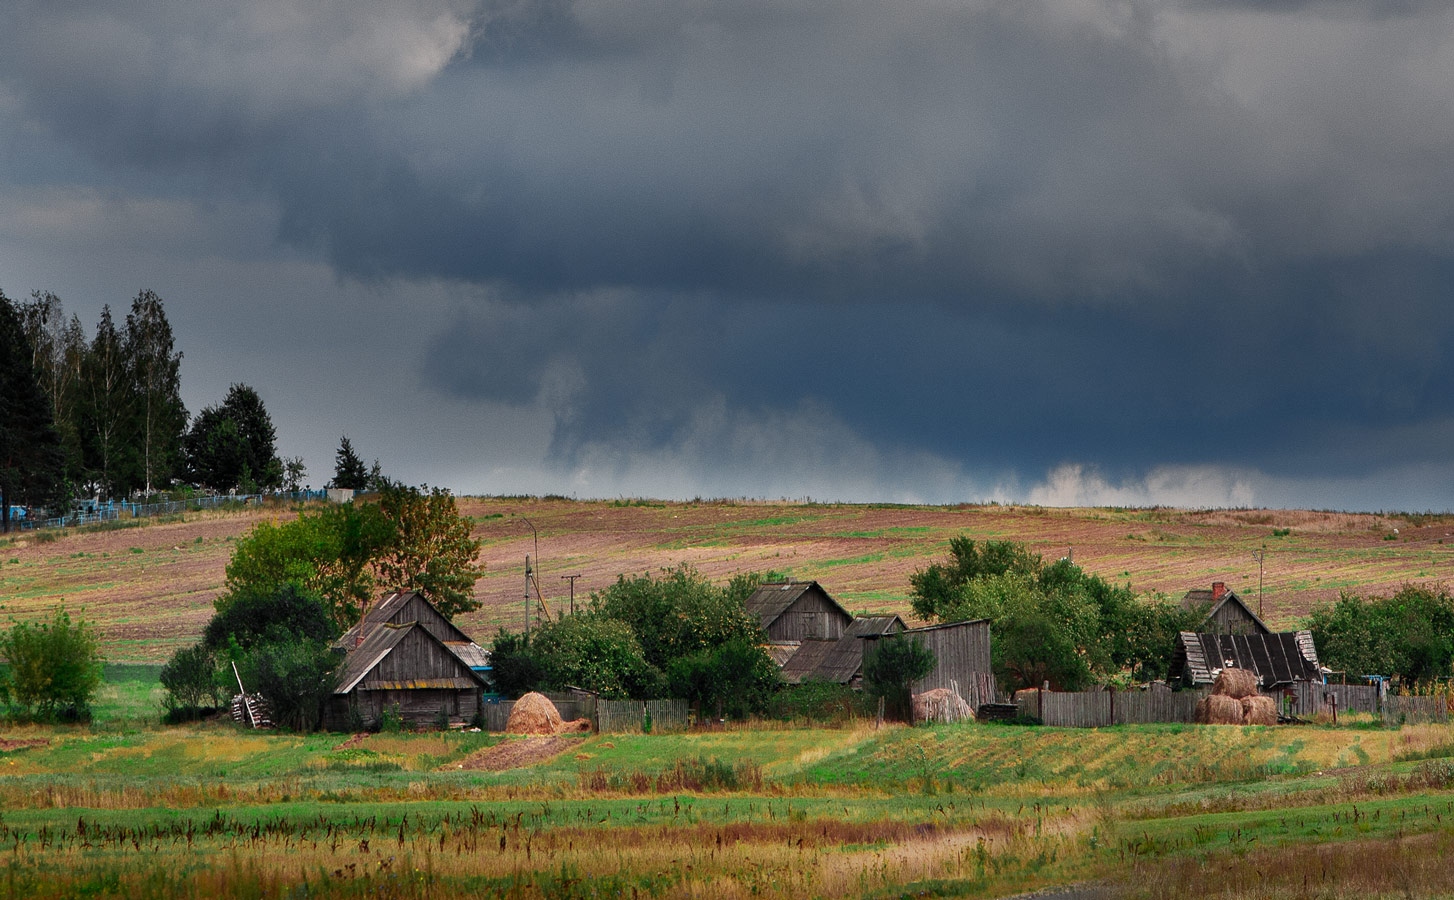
left=1252, top=547, right=1266, bottom=618
left=517, top=515, right=540, bottom=637
left=561, top=574, right=582, bottom=615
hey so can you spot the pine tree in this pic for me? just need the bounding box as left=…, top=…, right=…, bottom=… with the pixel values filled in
left=331, top=436, right=369, bottom=490
left=0, top=291, right=65, bottom=531
left=184, top=384, right=282, bottom=492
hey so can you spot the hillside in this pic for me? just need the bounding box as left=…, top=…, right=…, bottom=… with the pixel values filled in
left=2, top=498, right=1451, bottom=661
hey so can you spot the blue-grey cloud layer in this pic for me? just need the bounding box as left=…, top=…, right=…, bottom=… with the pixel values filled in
left=5, top=0, right=1454, bottom=507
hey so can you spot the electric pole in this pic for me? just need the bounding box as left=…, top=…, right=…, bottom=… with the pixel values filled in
left=561, top=574, right=582, bottom=615
left=1252, top=547, right=1266, bottom=618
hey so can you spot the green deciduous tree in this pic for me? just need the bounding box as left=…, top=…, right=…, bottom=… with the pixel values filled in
left=863, top=634, right=936, bottom=722
left=372, top=482, right=484, bottom=619
left=666, top=637, right=781, bottom=719
left=529, top=614, right=660, bottom=699
left=77, top=305, right=133, bottom=499
left=0, top=609, right=102, bottom=722
left=205, top=583, right=340, bottom=652
left=184, top=384, right=282, bottom=492
left=488, top=629, right=544, bottom=698
left=237, top=638, right=339, bottom=731
left=589, top=564, right=762, bottom=672
left=0, top=290, right=66, bottom=532
left=19, top=291, right=87, bottom=490
left=123, top=290, right=187, bottom=496
left=160, top=643, right=225, bottom=719
left=1307, top=585, right=1454, bottom=687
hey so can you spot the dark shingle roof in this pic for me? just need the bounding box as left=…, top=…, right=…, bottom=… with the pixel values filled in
left=1173, top=631, right=1322, bottom=688
left=780, top=639, right=837, bottom=684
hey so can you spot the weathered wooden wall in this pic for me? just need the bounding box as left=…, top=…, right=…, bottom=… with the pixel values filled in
left=477, top=695, right=687, bottom=733
left=1015, top=689, right=1208, bottom=727
left=766, top=590, right=850, bottom=642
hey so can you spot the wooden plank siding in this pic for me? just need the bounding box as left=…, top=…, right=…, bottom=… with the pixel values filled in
left=864, top=619, right=998, bottom=710
left=767, top=601, right=849, bottom=642
left=1016, top=689, right=1208, bottom=726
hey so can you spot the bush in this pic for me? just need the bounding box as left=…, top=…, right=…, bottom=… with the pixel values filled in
left=0, top=609, right=102, bottom=722
left=666, top=637, right=781, bottom=719
left=160, top=643, right=224, bottom=719
left=768, top=681, right=877, bottom=725
left=238, top=639, right=339, bottom=731
left=206, top=582, right=339, bottom=652
left=864, top=634, right=936, bottom=723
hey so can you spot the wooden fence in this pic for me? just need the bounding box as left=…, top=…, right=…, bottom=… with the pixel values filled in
left=480, top=695, right=689, bottom=733
left=1016, top=683, right=1450, bottom=728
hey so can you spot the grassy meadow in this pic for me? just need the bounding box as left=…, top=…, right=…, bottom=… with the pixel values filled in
left=4, top=498, right=1454, bottom=896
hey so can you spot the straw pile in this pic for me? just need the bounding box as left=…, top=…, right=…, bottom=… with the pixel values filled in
left=505, top=692, right=593, bottom=734
left=1195, top=668, right=1278, bottom=726
left=1241, top=695, right=1278, bottom=725
left=912, top=687, right=974, bottom=724
left=1212, top=667, right=1259, bottom=700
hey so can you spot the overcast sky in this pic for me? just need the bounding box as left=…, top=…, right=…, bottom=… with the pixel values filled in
left=5, top=0, right=1454, bottom=510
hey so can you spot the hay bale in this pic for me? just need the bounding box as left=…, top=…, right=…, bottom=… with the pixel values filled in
left=912, top=687, right=974, bottom=724
left=560, top=718, right=594, bottom=733
left=1241, top=694, right=1278, bottom=726
left=1197, top=693, right=1245, bottom=725
left=1212, top=668, right=1259, bottom=700
left=506, top=692, right=564, bottom=735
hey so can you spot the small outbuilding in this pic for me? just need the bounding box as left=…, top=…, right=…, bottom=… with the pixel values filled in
left=1170, top=630, right=1322, bottom=692
left=1181, top=581, right=1271, bottom=635
left=324, top=591, right=490, bottom=731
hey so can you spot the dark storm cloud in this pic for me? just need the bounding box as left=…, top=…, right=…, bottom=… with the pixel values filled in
left=7, top=0, right=1454, bottom=505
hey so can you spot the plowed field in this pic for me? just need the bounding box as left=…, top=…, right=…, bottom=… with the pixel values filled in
left=3, top=499, right=1451, bottom=659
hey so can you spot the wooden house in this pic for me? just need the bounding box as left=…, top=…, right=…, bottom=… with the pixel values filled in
left=1170, top=630, right=1322, bottom=691
left=744, top=581, right=854, bottom=643
left=1181, top=582, right=1270, bottom=635
left=863, top=619, right=998, bottom=710
left=336, top=591, right=490, bottom=676
left=323, top=592, right=490, bottom=730
left=779, top=615, right=905, bottom=686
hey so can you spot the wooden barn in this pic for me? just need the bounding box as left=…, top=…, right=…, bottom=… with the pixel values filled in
left=323, top=592, right=490, bottom=731
left=1181, top=582, right=1271, bottom=635
left=744, top=581, right=854, bottom=643
left=779, top=615, right=905, bottom=685
left=336, top=591, right=491, bottom=676
left=1170, top=630, right=1322, bottom=691
left=863, top=619, right=998, bottom=710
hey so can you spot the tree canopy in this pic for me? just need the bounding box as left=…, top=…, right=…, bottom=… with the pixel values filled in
left=331, top=436, right=369, bottom=490
left=185, top=384, right=282, bottom=492
left=1307, top=584, right=1454, bottom=687
left=910, top=538, right=1197, bottom=692
left=0, top=290, right=65, bottom=531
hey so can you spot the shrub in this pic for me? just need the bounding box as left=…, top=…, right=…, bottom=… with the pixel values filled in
left=864, top=634, right=936, bottom=723
left=238, top=639, right=339, bottom=731
left=0, top=608, right=102, bottom=722
left=160, top=643, right=224, bottom=719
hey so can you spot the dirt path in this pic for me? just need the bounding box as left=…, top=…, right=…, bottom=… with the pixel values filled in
left=458, top=736, right=584, bottom=771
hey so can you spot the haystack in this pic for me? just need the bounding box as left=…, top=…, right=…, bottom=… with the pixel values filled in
left=506, top=692, right=564, bottom=735
left=1212, top=668, right=1259, bottom=700
left=1196, top=693, right=1246, bottom=725
left=1241, top=694, right=1278, bottom=726
left=913, top=687, right=974, bottom=724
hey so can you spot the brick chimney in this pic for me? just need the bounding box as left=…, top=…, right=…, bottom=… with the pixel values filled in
left=1211, top=581, right=1227, bottom=601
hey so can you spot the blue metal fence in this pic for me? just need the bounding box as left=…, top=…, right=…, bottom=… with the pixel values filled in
left=10, top=490, right=330, bottom=532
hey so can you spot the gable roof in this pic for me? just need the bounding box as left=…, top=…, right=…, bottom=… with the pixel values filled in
left=335, top=591, right=471, bottom=649
left=776, top=615, right=907, bottom=684
left=1182, top=587, right=1272, bottom=635
left=742, top=581, right=853, bottom=630
left=1172, top=630, right=1322, bottom=688
left=333, top=621, right=488, bottom=695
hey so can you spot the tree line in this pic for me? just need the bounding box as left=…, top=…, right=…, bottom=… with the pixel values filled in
left=1, top=286, right=386, bottom=533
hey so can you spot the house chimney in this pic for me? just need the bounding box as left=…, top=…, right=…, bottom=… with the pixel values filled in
left=1211, top=581, right=1226, bottom=601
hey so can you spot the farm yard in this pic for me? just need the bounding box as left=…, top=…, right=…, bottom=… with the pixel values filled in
left=3, top=497, right=1452, bottom=661
left=4, top=498, right=1454, bottom=897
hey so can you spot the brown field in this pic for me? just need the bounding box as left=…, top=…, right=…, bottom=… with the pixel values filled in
left=2, top=498, right=1453, bottom=661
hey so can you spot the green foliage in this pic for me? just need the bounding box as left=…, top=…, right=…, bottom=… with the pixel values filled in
left=330, top=435, right=369, bottom=490
left=205, top=582, right=339, bottom=652
left=237, top=638, right=339, bottom=732
left=530, top=614, right=661, bottom=699
left=863, top=634, right=936, bottom=722
left=122, top=289, right=187, bottom=495
left=589, top=564, right=762, bottom=672
left=488, top=628, right=544, bottom=698
left=767, top=681, right=877, bottom=724
left=910, top=537, right=1191, bottom=690
left=222, top=483, right=480, bottom=629
left=184, top=383, right=282, bottom=492
left=0, top=608, right=102, bottom=722
left=1308, top=584, right=1454, bottom=686
left=159, top=643, right=224, bottom=718
left=666, top=637, right=782, bottom=719
left=0, top=289, right=66, bottom=532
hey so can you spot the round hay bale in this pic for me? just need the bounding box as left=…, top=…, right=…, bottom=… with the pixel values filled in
left=1212, top=668, right=1259, bottom=700
left=1241, top=694, right=1278, bottom=726
left=1201, top=693, right=1245, bottom=725
left=1194, top=696, right=1210, bottom=724
left=506, top=692, right=564, bottom=735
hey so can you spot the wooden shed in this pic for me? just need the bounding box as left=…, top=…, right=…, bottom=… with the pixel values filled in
left=779, top=615, right=905, bottom=685
left=324, top=622, right=488, bottom=731
left=1170, top=630, right=1322, bottom=691
left=744, top=581, right=854, bottom=643
left=335, top=591, right=490, bottom=676
left=1181, top=582, right=1271, bottom=635
left=864, top=619, right=997, bottom=709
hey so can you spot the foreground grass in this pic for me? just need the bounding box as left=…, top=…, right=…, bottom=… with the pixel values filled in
left=6, top=675, right=1454, bottom=899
